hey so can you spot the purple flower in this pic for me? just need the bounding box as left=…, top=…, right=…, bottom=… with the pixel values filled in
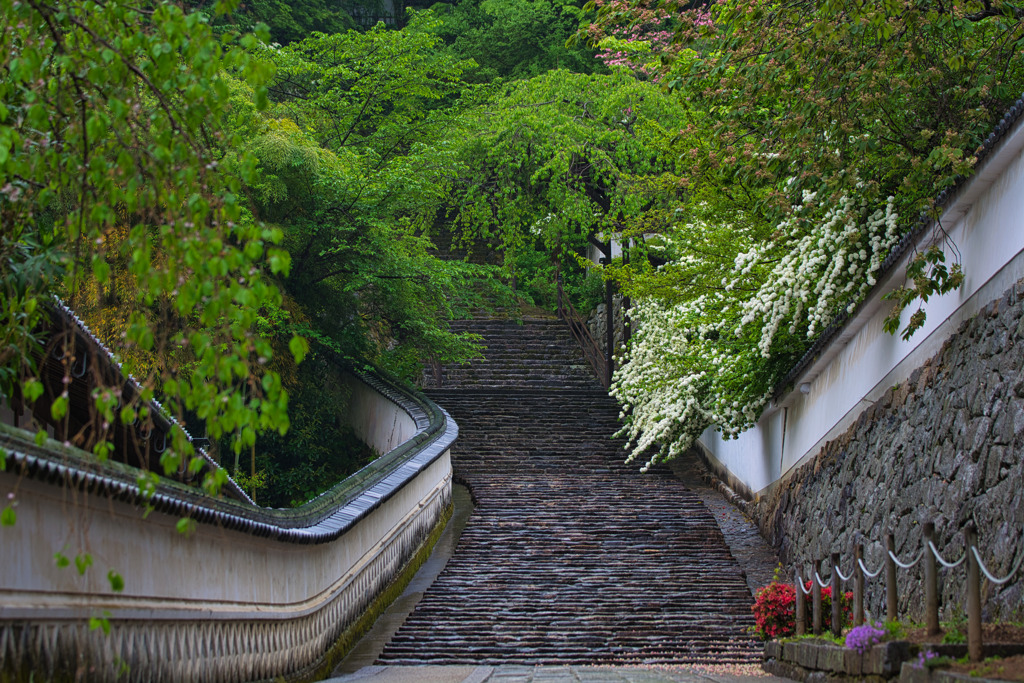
left=913, top=649, right=938, bottom=670
left=845, top=622, right=886, bottom=654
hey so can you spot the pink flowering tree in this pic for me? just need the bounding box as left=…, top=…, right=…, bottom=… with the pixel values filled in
left=580, top=0, right=1024, bottom=471
left=587, top=0, right=678, bottom=79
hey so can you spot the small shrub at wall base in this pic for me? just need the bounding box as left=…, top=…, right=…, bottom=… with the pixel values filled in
left=751, top=581, right=853, bottom=640
left=845, top=621, right=886, bottom=653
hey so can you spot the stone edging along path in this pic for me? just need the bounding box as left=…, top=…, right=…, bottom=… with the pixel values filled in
left=763, top=639, right=1024, bottom=683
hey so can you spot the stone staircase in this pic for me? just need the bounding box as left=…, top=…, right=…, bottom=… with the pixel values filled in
left=379, top=317, right=761, bottom=666
left=426, top=318, right=601, bottom=392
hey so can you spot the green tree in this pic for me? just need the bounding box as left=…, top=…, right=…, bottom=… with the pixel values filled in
left=240, top=15, right=509, bottom=377
left=592, top=0, right=1023, bottom=335
left=187, top=0, right=358, bottom=46
left=0, top=0, right=296, bottom=485
left=435, top=0, right=601, bottom=81
left=579, top=0, right=1024, bottom=470
left=446, top=69, right=690, bottom=300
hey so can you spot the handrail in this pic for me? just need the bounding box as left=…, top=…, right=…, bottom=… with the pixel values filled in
left=555, top=271, right=610, bottom=388
left=45, top=298, right=254, bottom=503
left=791, top=524, right=1024, bottom=662
left=0, top=365, right=455, bottom=541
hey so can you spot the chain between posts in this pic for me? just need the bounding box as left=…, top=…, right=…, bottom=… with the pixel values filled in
left=928, top=541, right=966, bottom=569
left=972, top=546, right=1024, bottom=585
left=858, top=557, right=884, bottom=578
left=791, top=522, right=1023, bottom=661
left=888, top=548, right=924, bottom=569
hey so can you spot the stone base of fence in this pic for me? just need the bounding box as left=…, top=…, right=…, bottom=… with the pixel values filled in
left=763, top=639, right=1022, bottom=683
left=764, top=639, right=909, bottom=681
left=898, top=663, right=1010, bottom=683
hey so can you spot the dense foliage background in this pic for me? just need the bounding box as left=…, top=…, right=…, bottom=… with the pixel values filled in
left=3, top=0, right=1021, bottom=508
left=587, top=0, right=1024, bottom=470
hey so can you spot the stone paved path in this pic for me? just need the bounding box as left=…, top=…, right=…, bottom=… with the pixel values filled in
left=326, top=665, right=790, bottom=683
left=373, top=318, right=773, bottom=667
left=666, top=455, right=779, bottom=597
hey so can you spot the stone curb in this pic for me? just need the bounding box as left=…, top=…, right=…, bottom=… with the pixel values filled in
left=764, top=639, right=1018, bottom=683
left=898, top=662, right=1008, bottom=683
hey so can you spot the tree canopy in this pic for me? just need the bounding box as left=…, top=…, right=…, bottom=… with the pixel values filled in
left=435, top=0, right=601, bottom=81
left=1, top=0, right=296, bottom=490
left=444, top=69, right=689, bottom=303
left=219, top=15, right=515, bottom=501
left=6, top=0, right=1022, bottom=492
left=583, top=0, right=1024, bottom=470
left=251, top=15, right=507, bottom=375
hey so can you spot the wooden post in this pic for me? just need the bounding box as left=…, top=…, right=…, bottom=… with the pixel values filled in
left=854, top=543, right=865, bottom=627
left=966, top=523, right=982, bottom=662
left=886, top=532, right=898, bottom=623
left=622, top=239, right=631, bottom=347
left=555, top=268, right=563, bottom=319
left=795, top=569, right=807, bottom=636
left=924, top=521, right=941, bottom=636
left=831, top=552, right=843, bottom=637
left=812, top=558, right=823, bottom=635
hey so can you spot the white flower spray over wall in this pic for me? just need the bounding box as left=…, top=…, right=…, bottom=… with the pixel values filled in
left=612, top=190, right=901, bottom=472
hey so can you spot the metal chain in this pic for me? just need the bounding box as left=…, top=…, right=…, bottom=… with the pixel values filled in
left=795, top=574, right=813, bottom=595
left=928, top=540, right=966, bottom=569
left=834, top=563, right=852, bottom=582
left=814, top=571, right=831, bottom=589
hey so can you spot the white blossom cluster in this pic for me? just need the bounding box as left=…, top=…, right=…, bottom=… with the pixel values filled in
left=611, top=190, right=900, bottom=471
left=736, top=190, right=901, bottom=357
left=610, top=291, right=770, bottom=473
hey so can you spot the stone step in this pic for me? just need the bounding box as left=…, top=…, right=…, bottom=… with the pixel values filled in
left=382, top=316, right=760, bottom=666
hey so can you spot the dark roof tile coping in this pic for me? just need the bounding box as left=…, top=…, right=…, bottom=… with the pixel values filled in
left=4, top=325, right=458, bottom=545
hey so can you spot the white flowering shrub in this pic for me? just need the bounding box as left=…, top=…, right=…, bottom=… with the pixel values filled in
left=612, top=190, right=901, bottom=471
left=737, top=190, right=901, bottom=356
left=611, top=294, right=777, bottom=472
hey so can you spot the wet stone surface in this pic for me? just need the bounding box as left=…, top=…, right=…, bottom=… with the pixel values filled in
left=668, top=455, right=780, bottom=597
left=327, top=665, right=788, bottom=683
left=379, top=318, right=774, bottom=667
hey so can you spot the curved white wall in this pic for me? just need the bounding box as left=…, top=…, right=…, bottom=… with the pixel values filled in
left=0, top=369, right=456, bottom=682
left=346, top=373, right=419, bottom=455
left=0, top=453, right=451, bottom=616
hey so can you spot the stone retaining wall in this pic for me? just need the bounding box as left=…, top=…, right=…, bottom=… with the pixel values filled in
left=751, top=279, right=1024, bottom=621
left=762, top=639, right=1018, bottom=683
left=587, top=297, right=624, bottom=359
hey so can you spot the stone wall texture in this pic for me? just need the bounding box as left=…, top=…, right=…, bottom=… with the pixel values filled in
left=587, top=297, right=625, bottom=359
left=752, top=279, right=1024, bottom=621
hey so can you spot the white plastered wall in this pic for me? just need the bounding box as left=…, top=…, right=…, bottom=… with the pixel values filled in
left=0, top=371, right=450, bottom=620
left=345, top=373, right=419, bottom=455
left=0, top=453, right=450, bottom=621
left=699, top=121, right=1024, bottom=496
